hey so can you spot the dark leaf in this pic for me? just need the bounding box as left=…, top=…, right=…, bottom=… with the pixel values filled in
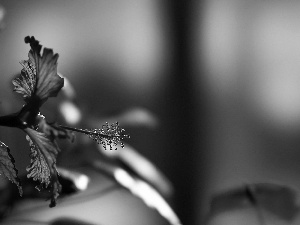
left=206, top=183, right=300, bottom=224
left=0, top=141, right=22, bottom=196
left=24, top=128, right=61, bottom=207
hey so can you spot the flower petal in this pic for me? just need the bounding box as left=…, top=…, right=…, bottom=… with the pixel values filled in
left=12, top=59, right=36, bottom=101
left=26, top=36, right=64, bottom=101
left=0, top=141, right=22, bottom=196
left=37, top=113, right=75, bottom=142
left=13, top=36, right=64, bottom=107
left=34, top=47, right=63, bottom=100
left=24, top=128, right=61, bottom=207
left=26, top=135, right=51, bottom=187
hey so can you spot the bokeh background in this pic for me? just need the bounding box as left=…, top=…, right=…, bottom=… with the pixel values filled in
left=1, top=0, right=300, bottom=224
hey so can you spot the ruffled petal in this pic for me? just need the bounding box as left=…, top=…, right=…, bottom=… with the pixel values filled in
left=13, top=36, right=64, bottom=107
left=24, top=128, right=61, bottom=207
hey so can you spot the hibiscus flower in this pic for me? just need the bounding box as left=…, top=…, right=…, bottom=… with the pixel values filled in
left=0, top=36, right=127, bottom=207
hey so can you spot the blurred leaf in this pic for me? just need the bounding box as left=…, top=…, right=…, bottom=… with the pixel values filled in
left=0, top=141, right=22, bottom=196
left=206, top=183, right=300, bottom=225
left=95, top=107, right=159, bottom=129
left=92, top=160, right=181, bottom=225
left=57, top=167, right=89, bottom=191
left=98, top=142, right=173, bottom=197
left=58, top=77, right=158, bottom=129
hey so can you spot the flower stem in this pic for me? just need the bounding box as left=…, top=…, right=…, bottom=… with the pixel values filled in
left=0, top=113, right=24, bottom=128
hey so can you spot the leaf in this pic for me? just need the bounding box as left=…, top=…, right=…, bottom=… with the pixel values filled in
left=0, top=141, right=22, bottom=196
left=24, top=128, right=62, bottom=207
left=206, top=183, right=300, bottom=225
left=13, top=36, right=64, bottom=107
left=98, top=142, right=173, bottom=197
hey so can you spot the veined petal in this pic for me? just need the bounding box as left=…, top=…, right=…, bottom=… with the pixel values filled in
left=24, top=127, right=61, bottom=207
left=25, top=36, right=63, bottom=101
left=13, top=36, right=64, bottom=107
left=0, top=141, right=22, bottom=196
left=34, top=47, right=63, bottom=100
left=26, top=135, right=51, bottom=187
left=12, top=59, right=36, bottom=101
left=37, top=114, right=75, bottom=142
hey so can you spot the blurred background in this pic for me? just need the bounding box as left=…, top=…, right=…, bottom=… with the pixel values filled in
left=1, top=0, right=300, bottom=224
